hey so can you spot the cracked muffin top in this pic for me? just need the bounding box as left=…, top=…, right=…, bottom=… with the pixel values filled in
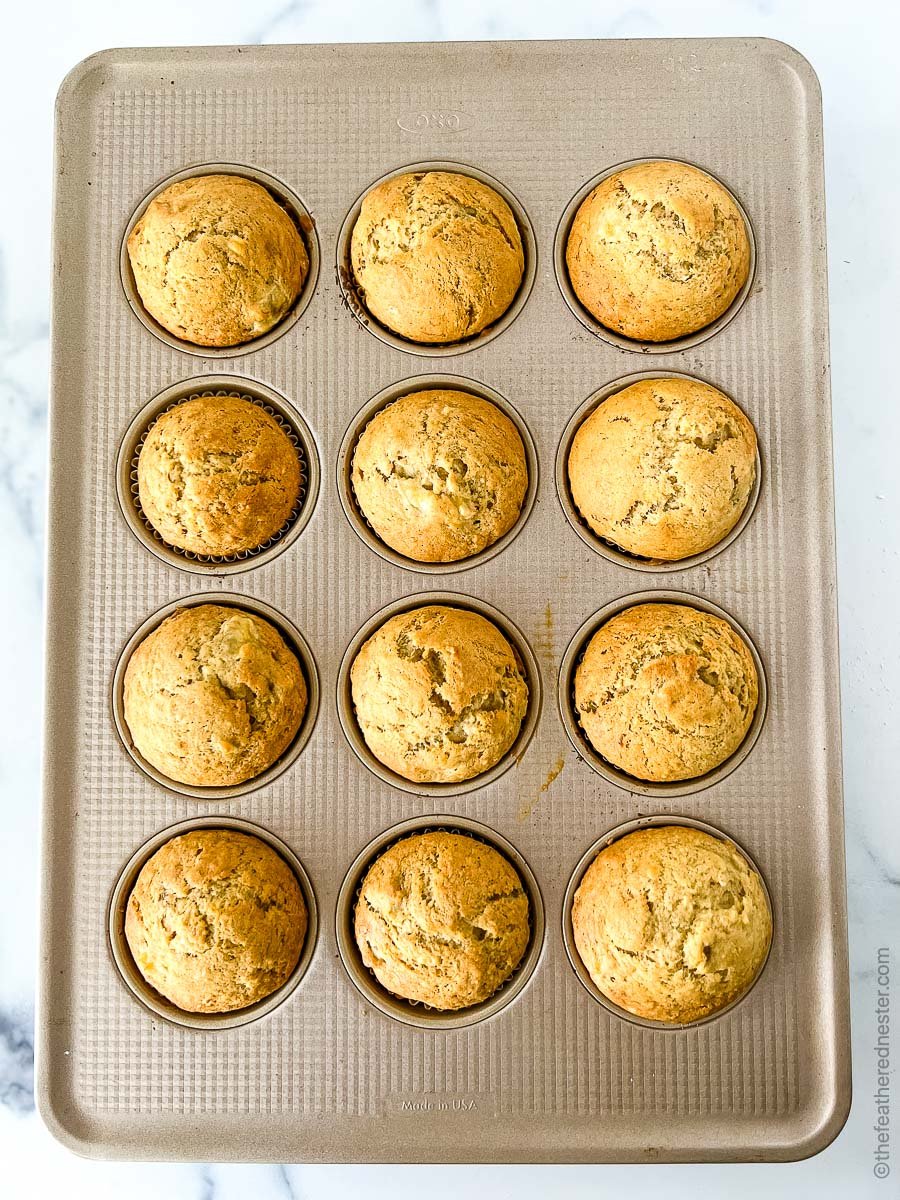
left=125, top=829, right=307, bottom=1013
left=351, top=388, right=528, bottom=563
left=567, top=376, right=757, bottom=561
left=572, top=825, right=771, bottom=1023
left=123, top=604, right=307, bottom=787
left=349, top=605, right=529, bottom=784
left=349, top=170, right=524, bottom=344
left=126, top=174, right=308, bottom=347
left=355, top=831, right=530, bottom=1010
left=574, top=602, right=758, bottom=783
left=138, top=393, right=302, bottom=558
left=565, top=160, right=751, bottom=342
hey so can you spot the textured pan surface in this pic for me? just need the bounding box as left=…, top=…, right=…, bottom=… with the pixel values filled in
left=39, top=38, right=849, bottom=1163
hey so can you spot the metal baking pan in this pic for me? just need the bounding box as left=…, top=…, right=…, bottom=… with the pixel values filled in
left=38, top=37, right=849, bottom=1163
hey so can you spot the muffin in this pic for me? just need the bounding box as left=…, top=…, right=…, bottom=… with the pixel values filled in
left=349, top=605, right=528, bottom=783
left=125, top=829, right=307, bottom=1013
left=350, top=170, right=524, bottom=343
left=574, top=602, right=758, bottom=782
left=355, top=831, right=530, bottom=1010
left=351, top=389, right=528, bottom=562
left=123, top=604, right=307, bottom=787
left=138, top=394, right=302, bottom=557
left=572, top=825, right=771, bottom=1023
left=565, top=160, right=751, bottom=342
left=126, top=174, right=308, bottom=347
left=568, top=377, right=757, bottom=560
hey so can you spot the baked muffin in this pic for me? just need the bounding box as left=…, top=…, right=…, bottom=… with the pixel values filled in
left=572, top=825, right=771, bottom=1023
left=126, top=174, right=308, bottom=347
left=574, top=602, right=758, bottom=782
left=355, top=831, right=530, bottom=1010
left=123, top=604, right=307, bottom=787
left=350, top=170, right=524, bottom=343
left=565, top=160, right=751, bottom=342
left=351, top=389, right=528, bottom=562
left=138, top=394, right=302, bottom=557
left=349, top=605, right=528, bottom=783
left=125, top=829, right=307, bottom=1013
left=568, top=377, right=757, bottom=560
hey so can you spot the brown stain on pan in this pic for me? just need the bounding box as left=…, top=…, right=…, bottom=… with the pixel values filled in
left=517, top=754, right=567, bottom=822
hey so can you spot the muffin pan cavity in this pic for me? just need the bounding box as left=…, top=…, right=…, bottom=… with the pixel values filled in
left=120, top=162, right=320, bottom=357
left=337, top=591, right=542, bottom=797
left=116, top=376, right=320, bottom=574
left=112, top=592, right=320, bottom=800
left=558, top=589, right=767, bottom=798
left=336, top=160, right=537, bottom=356
left=553, top=157, right=756, bottom=354
left=337, top=374, right=539, bottom=573
left=555, top=371, right=762, bottom=572
left=108, top=816, right=319, bottom=1031
left=562, top=814, right=773, bottom=1030
left=335, top=815, right=545, bottom=1030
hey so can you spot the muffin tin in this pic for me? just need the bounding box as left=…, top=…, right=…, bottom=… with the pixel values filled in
left=39, top=38, right=849, bottom=1164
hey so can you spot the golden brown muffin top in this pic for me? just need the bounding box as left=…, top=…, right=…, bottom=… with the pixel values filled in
left=351, top=389, right=528, bottom=563
left=572, top=825, right=771, bottom=1023
left=574, top=602, right=758, bottom=782
left=350, top=605, right=528, bottom=784
left=568, top=377, right=757, bottom=561
left=127, top=174, right=308, bottom=347
left=355, top=831, right=530, bottom=1010
left=123, top=604, right=307, bottom=787
left=125, top=829, right=307, bottom=1013
left=138, top=394, right=302, bottom=558
left=350, top=170, right=524, bottom=343
left=566, top=160, right=750, bottom=342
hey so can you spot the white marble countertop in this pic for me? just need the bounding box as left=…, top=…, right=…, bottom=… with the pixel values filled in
left=1, top=0, right=898, bottom=1195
